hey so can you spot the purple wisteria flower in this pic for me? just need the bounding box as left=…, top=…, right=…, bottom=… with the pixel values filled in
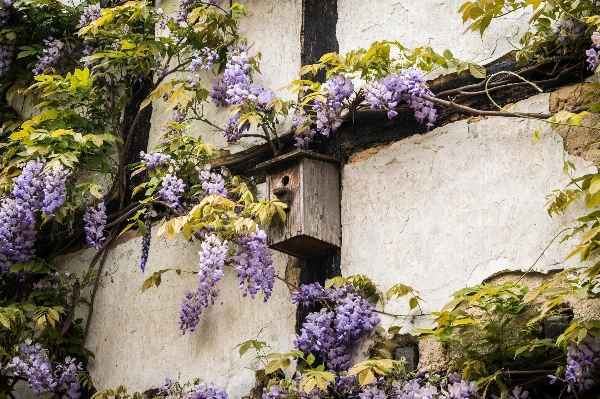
left=198, top=166, right=228, bottom=197
left=79, top=3, right=101, bottom=27
left=314, top=75, right=354, bottom=136
left=293, top=283, right=380, bottom=371
left=157, top=378, right=228, bottom=399
left=159, top=173, right=185, bottom=209
left=140, top=151, right=173, bottom=169
left=392, top=372, right=479, bottom=399
left=12, top=159, right=45, bottom=208
left=42, top=163, right=70, bottom=217
left=83, top=196, right=106, bottom=250
left=139, top=216, right=151, bottom=272
left=176, top=0, right=219, bottom=27
left=292, top=74, right=354, bottom=148
left=8, top=339, right=57, bottom=395
left=54, top=356, right=84, bottom=399
left=0, top=42, right=14, bottom=77
left=364, top=68, right=437, bottom=130
left=291, top=282, right=326, bottom=307
left=190, top=47, right=219, bottom=73
left=33, top=38, right=64, bottom=75
left=179, top=234, right=228, bottom=333
left=234, top=228, right=274, bottom=300
left=550, top=335, right=600, bottom=393
left=7, top=339, right=83, bottom=399
left=0, top=0, right=12, bottom=29
left=292, top=112, right=315, bottom=149
left=586, top=31, right=600, bottom=72
left=587, top=47, right=600, bottom=71
left=359, top=383, right=386, bottom=399
left=209, top=44, right=277, bottom=142
left=0, top=160, right=46, bottom=275
left=553, top=14, right=585, bottom=44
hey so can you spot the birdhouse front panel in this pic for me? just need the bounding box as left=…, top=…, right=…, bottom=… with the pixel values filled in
left=262, top=151, right=341, bottom=259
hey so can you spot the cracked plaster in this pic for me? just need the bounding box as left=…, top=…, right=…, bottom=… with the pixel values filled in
left=341, top=93, right=596, bottom=333
left=337, top=0, right=531, bottom=78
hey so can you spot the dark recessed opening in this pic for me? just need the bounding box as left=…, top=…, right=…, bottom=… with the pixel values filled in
left=281, top=175, right=290, bottom=186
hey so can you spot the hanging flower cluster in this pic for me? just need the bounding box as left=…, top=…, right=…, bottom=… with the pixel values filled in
left=0, top=160, right=70, bottom=276
left=5, top=339, right=83, bottom=399
left=292, top=282, right=380, bottom=371
left=210, top=44, right=276, bottom=141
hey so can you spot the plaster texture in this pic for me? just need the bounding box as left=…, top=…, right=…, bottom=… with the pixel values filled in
left=340, top=93, right=594, bottom=332
left=337, top=0, right=531, bottom=71
left=147, top=0, right=302, bottom=154
left=56, top=192, right=297, bottom=396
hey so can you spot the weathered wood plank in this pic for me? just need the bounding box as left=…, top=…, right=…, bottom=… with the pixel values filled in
left=264, top=155, right=341, bottom=259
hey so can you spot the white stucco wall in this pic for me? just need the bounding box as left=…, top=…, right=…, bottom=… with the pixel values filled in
left=148, top=0, right=302, bottom=154
left=337, top=0, right=531, bottom=69
left=340, top=93, right=592, bottom=330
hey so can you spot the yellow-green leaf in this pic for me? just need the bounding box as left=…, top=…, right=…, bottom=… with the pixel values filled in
left=0, top=313, right=11, bottom=329
left=468, top=63, right=486, bottom=79
left=264, top=360, right=281, bottom=375
left=302, top=377, right=316, bottom=394
left=358, top=369, right=375, bottom=386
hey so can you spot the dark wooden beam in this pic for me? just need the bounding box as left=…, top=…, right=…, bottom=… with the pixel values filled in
left=301, top=0, right=339, bottom=84
left=226, top=57, right=589, bottom=179
left=338, top=58, right=589, bottom=156
left=296, top=0, right=342, bottom=334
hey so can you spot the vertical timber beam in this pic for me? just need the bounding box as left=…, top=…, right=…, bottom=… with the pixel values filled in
left=301, top=0, right=339, bottom=84
left=121, top=0, right=155, bottom=200
left=297, top=0, right=342, bottom=332
left=123, top=79, right=153, bottom=199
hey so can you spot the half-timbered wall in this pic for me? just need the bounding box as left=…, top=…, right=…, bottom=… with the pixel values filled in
left=51, top=0, right=595, bottom=396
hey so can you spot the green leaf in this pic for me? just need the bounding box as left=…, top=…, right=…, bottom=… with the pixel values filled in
left=578, top=327, right=588, bottom=343
left=239, top=341, right=251, bottom=357
left=586, top=261, right=600, bottom=281
left=478, top=13, right=492, bottom=36
left=468, top=63, right=486, bottom=79
left=118, top=222, right=136, bottom=238
left=89, top=184, right=103, bottom=199
left=358, top=369, right=375, bottom=386
left=264, top=360, right=281, bottom=374
left=9, top=263, right=24, bottom=273
left=230, top=3, right=247, bottom=20
left=306, top=353, right=315, bottom=365
left=409, top=297, right=418, bottom=310
left=532, top=124, right=542, bottom=143
left=138, top=219, right=147, bottom=237
left=302, top=377, right=317, bottom=393
left=141, top=276, right=154, bottom=293
left=325, top=276, right=347, bottom=289
left=587, top=190, right=600, bottom=208
left=388, top=326, right=402, bottom=335
left=0, top=313, right=11, bottom=329
left=443, top=49, right=454, bottom=60
left=386, top=284, right=414, bottom=300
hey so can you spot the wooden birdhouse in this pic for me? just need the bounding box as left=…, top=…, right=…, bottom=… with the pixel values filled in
left=255, top=150, right=341, bottom=259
